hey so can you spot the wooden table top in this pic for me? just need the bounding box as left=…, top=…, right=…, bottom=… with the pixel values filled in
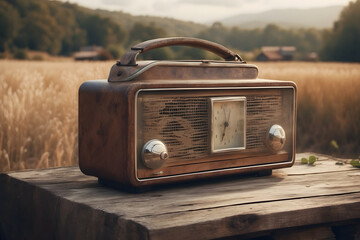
left=1, top=153, right=360, bottom=240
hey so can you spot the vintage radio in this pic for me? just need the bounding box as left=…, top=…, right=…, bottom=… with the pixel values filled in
left=79, top=37, right=296, bottom=188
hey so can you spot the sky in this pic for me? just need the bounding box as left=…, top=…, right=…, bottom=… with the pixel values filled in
left=61, top=0, right=354, bottom=23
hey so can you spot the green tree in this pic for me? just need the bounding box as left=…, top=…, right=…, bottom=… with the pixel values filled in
left=197, top=22, right=229, bottom=46
left=126, top=22, right=171, bottom=60
left=261, top=24, right=283, bottom=45
left=17, top=11, right=62, bottom=54
left=79, top=14, right=126, bottom=47
left=10, top=0, right=63, bottom=54
left=321, top=0, right=360, bottom=62
left=127, top=22, right=167, bottom=47
left=107, top=44, right=125, bottom=59
left=2, top=0, right=126, bottom=56
left=225, top=27, right=262, bottom=51
left=297, top=28, right=323, bottom=53
left=48, top=1, right=85, bottom=55
left=195, top=22, right=324, bottom=60
left=0, top=1, right=20, bottom=51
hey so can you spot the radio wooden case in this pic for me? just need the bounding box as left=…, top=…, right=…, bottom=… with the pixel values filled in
left=79, top=37, right=297, bottom=188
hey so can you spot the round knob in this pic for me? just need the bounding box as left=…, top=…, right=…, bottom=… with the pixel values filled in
left=266, top=124, right=286, bottom=152
left=142, top=140, right=168, bottom=169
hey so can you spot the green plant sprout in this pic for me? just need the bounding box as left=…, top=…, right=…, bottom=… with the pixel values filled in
left=308, top=156, right=317, bottom=165
left=330, top=140, right=339, bottom=150
left=350, top=159, right=360, bottom=168
left=300, top=155, right=317, bottom=165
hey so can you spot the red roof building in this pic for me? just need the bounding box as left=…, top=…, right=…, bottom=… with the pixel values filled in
left=256, top=46, right=296, bottom=61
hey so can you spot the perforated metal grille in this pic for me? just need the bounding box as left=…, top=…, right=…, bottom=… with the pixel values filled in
left=138, top=92, right=282, bottom=160
left=246, top=95, right=282, bottom=151
left=141, top=96, right=209, bottom=160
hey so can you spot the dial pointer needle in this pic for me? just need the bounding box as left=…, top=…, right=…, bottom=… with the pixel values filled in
left=221, top=108, right=226, bottom=142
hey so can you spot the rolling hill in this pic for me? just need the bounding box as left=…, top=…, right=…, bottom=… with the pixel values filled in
left=84, top=8, right=207, bottom=37
left=219, top=6, right=343, bottom=29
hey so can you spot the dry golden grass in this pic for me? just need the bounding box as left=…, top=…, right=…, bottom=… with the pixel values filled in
left=0, top=60, right=113, bottom=172
left=256, top=61, right=360, bottom=156
left=0, top=60, right=359, bottom=172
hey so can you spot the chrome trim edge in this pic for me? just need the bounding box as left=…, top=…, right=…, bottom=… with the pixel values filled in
left=134, top=85, right=296, bottom=182
left=210, top=96, right=247, bottom=153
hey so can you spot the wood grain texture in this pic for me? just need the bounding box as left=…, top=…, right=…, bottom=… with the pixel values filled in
left=79, top=78, right=296, bottom=187
left=137, top=152, right=289, bottom=179
left=1, top=153, right=359, bottom=239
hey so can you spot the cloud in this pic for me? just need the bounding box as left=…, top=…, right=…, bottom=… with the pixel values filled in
left=61, top=0, right=353, bottom=23
left=152, top=0, right=177, bottom=11
left=179, top=0, right=243, bottom=7
left=101, top=0, right=130, bottom=5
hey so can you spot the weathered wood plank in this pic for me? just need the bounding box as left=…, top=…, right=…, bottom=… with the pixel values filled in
left=1, top=153, right=359, bottom=239
left=6, top=166, right=359, bottom=219
left=288, top=152, right=356, bottom=175
left=272, top=226, right=336, bottom=240
left=141, top=192, right=360, bottom=240
left=0, top=174, right=149, bottom=240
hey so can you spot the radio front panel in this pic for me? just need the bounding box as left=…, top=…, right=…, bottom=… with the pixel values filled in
left=136, top=87, right=295, bottom=180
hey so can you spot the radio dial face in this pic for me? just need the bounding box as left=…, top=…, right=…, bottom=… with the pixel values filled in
left=211, top=97, right=246, bottom=152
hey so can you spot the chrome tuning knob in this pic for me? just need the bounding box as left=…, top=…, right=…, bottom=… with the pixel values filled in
left=266, top=124, right=286, bottom=152
left=142, top=140, right=168, bottom=169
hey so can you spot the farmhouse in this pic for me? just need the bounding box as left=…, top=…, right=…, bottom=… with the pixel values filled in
left=73, top=46, right=111, bottom=61
left=256, top=46, right=296, bottom=61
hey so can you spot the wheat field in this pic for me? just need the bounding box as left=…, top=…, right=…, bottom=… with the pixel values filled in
left=0, top=60, right=360, bottom=172
left=0, top=60, right=113, bottom=172
left=256, top=61, right=360, bottom=156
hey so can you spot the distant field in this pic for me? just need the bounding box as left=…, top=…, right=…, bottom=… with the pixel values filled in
left=1, top=60, right=359, bottom=172
left=0, top=60, right=113, bottom=172
left=256, top=61, right=360, bottom=157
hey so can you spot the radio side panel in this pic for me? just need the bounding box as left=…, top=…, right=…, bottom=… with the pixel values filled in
left=78, top=80, right=136, bottom=185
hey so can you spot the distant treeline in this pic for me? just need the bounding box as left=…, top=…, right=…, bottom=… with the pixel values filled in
left=197, top=23, right=322, bottom=60
left=0, top=0, right=126, bottom=57
left=0, top=0, right=359, bottom=61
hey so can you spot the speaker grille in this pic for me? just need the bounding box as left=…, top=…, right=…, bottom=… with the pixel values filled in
left=141, top=96, right=209, bottom=160
left=138, top=91, right=282, bottom=161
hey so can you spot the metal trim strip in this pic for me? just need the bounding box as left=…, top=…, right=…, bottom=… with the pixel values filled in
left=134, top=85, right=296, bottom=182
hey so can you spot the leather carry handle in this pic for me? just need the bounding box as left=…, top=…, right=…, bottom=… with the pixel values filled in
left=119, top=37, right=245, bottom=65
